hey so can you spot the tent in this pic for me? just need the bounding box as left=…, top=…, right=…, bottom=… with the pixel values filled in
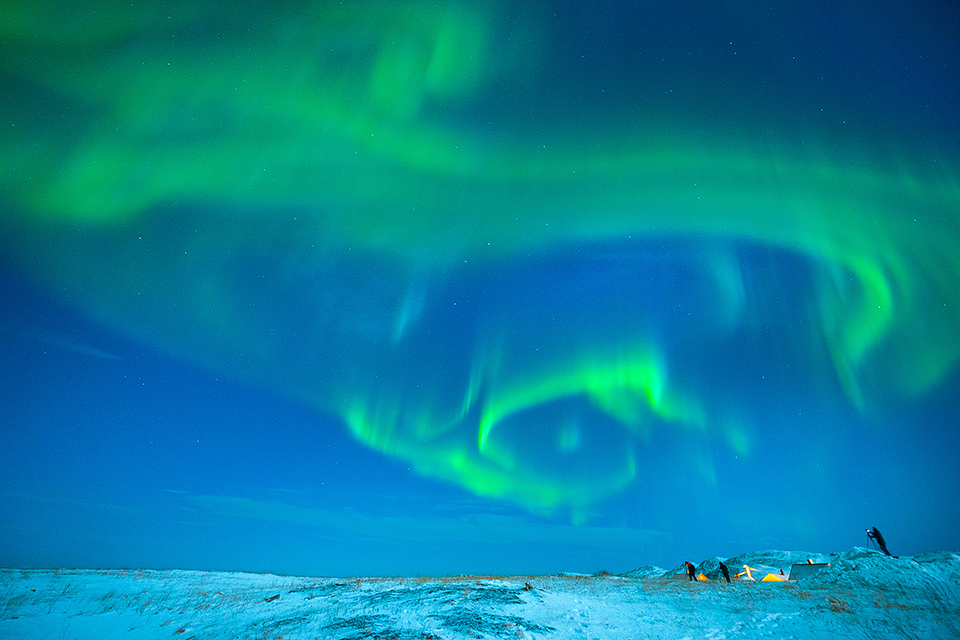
left=739, top=565, right=788, bottom=582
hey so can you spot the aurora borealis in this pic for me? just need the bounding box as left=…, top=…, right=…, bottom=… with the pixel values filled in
left=2, top=1, right=958, bottom=575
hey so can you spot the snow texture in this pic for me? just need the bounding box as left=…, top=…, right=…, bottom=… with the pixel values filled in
left=2, top=548, right=958, bottom=639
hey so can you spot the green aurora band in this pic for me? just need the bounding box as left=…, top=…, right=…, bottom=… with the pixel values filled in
left=2, top=1, right=959, bottom=520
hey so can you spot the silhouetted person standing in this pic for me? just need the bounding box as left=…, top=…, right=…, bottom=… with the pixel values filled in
left=685, top=561, right=696, bottom=581
left=719, top=561, right=731, bottom=583
left=867, top=527, right=892, bottom=556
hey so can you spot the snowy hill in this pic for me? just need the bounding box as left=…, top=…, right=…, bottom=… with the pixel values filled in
left=3, top=548, right=958, bottom=639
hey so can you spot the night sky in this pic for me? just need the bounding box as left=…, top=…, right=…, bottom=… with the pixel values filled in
left=1, top=1, right=959, bottom=577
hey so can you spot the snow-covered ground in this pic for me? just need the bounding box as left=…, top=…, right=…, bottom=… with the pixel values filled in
left=3, top=548, right=958, bottom=639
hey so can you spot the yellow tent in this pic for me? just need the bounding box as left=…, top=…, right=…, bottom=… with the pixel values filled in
left=741, top=565, right=787, bottom=582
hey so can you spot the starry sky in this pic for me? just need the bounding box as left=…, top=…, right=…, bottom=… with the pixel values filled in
left=1, top=1, right=959, bottom=577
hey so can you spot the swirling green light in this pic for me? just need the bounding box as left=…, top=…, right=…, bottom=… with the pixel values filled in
left=2, top=0, right=958, bottom=517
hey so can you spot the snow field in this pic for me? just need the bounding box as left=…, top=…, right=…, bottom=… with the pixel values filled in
left=2, top=548, right=958, bottom=639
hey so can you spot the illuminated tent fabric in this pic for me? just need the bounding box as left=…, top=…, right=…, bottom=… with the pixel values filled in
left=739, top=565, right=787, bottom=582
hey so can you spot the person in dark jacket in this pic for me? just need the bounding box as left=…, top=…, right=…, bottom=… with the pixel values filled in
left=719, top=561, right=731, bottom=583
left=685, top=561, right=696, bottom=581
left=867, top=527, right=892, bottom=556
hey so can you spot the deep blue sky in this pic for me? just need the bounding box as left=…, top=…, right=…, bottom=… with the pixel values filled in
left=1, top=1, right=959, bottom=576
left=2, top=261, right=958, bottom=576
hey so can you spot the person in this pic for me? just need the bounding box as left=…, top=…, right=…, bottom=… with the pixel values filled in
left=867, top=527, right=892, bottom=556
left=685, top=561, right=696, bottom=581
left=719, top=561, right=731, bottom=583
